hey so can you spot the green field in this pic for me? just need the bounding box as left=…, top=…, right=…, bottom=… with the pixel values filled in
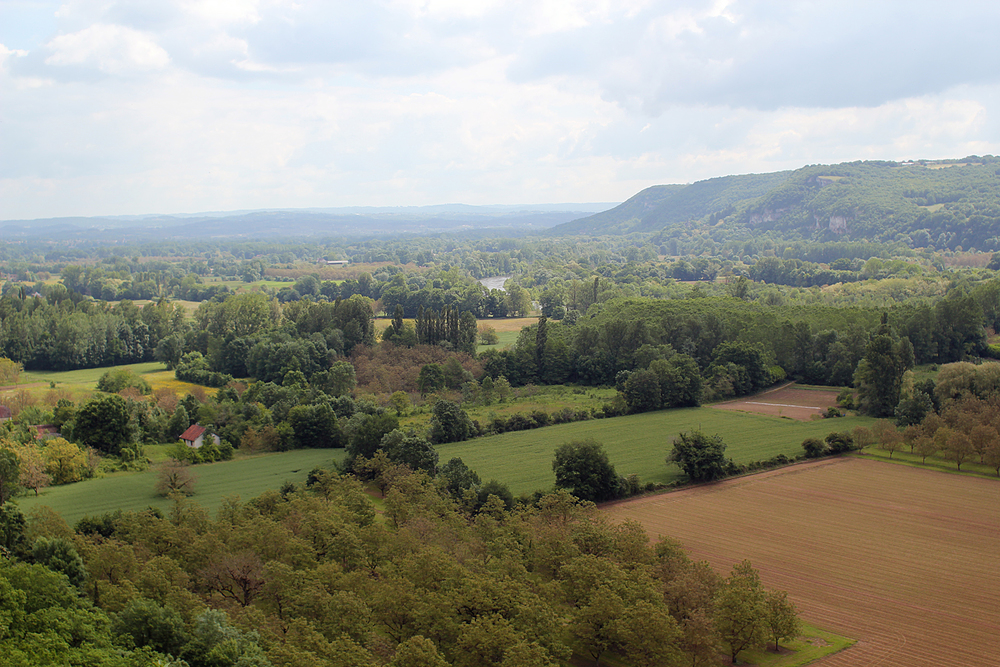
left=24, top=361, right=167, bottom=386
left=17, top=449, right=345, bottom=525
left=436, top=408, right=876, bottom=495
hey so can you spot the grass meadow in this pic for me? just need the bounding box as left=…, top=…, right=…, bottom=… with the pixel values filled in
left=18, top=448, right=345, bottom=525
left=436, top=407, right=876, bottom=495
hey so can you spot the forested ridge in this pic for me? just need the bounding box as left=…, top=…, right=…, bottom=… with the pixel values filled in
left=558, top=157, right=1000, bottom=251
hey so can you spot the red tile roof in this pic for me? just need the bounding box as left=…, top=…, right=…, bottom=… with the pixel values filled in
left=180, top=424, right=206, bottom=442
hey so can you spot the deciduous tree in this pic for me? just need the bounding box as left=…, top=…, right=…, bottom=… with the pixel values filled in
left=552, top=439, right=621, bottom=502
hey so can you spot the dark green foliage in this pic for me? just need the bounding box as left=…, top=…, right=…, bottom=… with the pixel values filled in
left=74, top=394, right=134, bottom=455
left=438, top=457, right=481, bottom=499
left=476, top=479, right=515, bottom=511
left=0, top=449, right=20, bottom=505
left=346, top=412, right=399, bottom=460
left=854, top=315, right=914, bottom=417
left=429, top=399, right=475, bottom=444
left=418, top=363, right=445, bottom=395
left=381, top=430, right=439, bottom=473
left=114, top=598, right=190, bottom=657
left=287, top=403, right=342, bottom=449
left=669, top=431, right=730, bottom=482
left=31, top=536, right=87, bottom=587
left=801, top=438, right=826, bottom=458
left=824, top=431, right=857, bottom=454
left=622, top=369, right=661, bottom=413
left=895, top=391, right=933, bottom=426
left=0, top=502, right=28, bottom=558
left=552, top=439, right=621, bottom=502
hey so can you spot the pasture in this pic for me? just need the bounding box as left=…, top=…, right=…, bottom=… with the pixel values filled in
left=17, top=448, right=345, bottom=525
left=435, top=407, right=875, bottom=495
left=605, top=458, right=1000, bottom=667
left=4, top=361, right=214, bottom=407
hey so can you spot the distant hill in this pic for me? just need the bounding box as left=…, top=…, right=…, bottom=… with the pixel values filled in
left=552, top=157, right=1000, bottom=251
left=0, top=203, right=618, bottom=241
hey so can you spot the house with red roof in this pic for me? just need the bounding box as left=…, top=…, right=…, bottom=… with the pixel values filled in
left=180, top=423, right=220, bottom=449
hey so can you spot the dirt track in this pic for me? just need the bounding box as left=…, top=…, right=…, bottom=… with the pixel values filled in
left=605, top=458, right=1000, bottom=666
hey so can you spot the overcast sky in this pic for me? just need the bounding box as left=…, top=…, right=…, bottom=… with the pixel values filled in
left=2, top=0, right=998, bottom=219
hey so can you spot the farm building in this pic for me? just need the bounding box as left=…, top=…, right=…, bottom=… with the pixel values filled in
left=0, top=406, right=11, bottom=422
left=31, top=424, right=61, bottom=440
left=180, top=424, right=220, bottom=449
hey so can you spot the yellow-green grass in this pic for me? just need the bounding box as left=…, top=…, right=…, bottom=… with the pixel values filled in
left=435, top=408, right=876, bottom=495
left=24, top=361, right=167, bottom=387
left=859, top=446, right=999, bottom=479
left=13, top=363, right=216, bottom=402
left=17, top=448, right=345, bottom=525
left=738, top=622, right=855, bottom=667
left=476, top=329, right=520, bottom=353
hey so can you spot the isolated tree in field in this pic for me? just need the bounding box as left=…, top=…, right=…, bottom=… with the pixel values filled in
left=715, top=560, right=768, bottom=664
left=669, top=431, right=729, bottom=482
left=156, top=460, right=196, bottom=496
left=553, top=439, right=621, bottom=502
left=764, top=590, right=800, bottom=651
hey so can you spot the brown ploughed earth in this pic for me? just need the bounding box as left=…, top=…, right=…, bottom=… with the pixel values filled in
left=605, top=458, right=1000, bottom=666
left=711, top=384, right=840, bottom=421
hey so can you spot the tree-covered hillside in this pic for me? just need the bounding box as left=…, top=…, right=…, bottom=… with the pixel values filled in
left=555, top=157, right=1000, bottom=251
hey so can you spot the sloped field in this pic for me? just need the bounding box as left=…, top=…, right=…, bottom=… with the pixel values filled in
left=605, top=458, right=1000, bottom=666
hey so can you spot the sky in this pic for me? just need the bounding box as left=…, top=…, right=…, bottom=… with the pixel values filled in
left=1, top=0, right=998, bottom=220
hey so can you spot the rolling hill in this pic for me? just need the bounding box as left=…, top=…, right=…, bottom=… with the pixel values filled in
left=552, top=156, right=1000, bottom=251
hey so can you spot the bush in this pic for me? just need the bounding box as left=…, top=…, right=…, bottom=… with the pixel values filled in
left=825, top=431, right=857, bottom=454
left=802, top=438, right=826, bottom=458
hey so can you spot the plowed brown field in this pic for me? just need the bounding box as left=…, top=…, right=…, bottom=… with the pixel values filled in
left=605, top=458, right=1000, bottom=666
left=711, top=384, right=841, bottom=421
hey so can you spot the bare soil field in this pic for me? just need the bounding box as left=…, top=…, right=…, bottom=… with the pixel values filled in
left=605, top=458, right=1000, bottom=667
left=712, top=384, right=840, bottom=421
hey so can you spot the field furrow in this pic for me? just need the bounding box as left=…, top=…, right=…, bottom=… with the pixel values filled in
left=605, top=458, right=1000, bottom=667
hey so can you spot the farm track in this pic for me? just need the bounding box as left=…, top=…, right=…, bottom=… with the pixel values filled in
left=605, top=458, right=999, bottom=666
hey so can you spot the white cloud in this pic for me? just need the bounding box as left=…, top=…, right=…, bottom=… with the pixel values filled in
left=0, top=0, right=998, bottom=218
left=44, top=23, right=170, bottom=74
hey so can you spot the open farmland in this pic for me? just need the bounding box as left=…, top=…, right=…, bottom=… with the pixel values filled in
left=436, top=407, right=875, bottom=495
left=711, top=383, right=841, bottom=421
left=18, top=448, right=345, bottom=525
left=605, top=458, right=1000, bottom=667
